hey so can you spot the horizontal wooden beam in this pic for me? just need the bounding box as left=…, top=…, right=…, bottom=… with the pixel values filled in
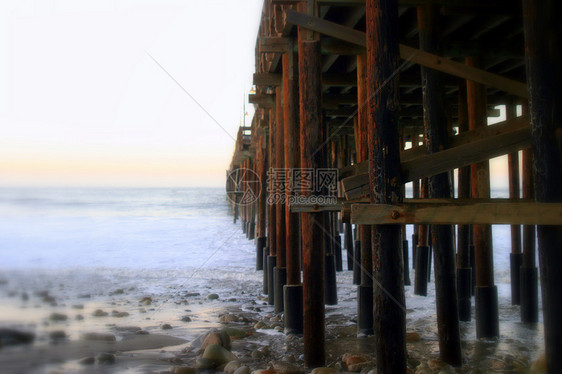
left=285, top=10, right=528, bottom=97
left=342, top=115, right=530, bottom=199
left=351, top=201, right=562, bottom=225
left=248, top=93, right=274, bottom=108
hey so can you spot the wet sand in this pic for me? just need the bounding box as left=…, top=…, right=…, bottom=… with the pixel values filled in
left=0, top=267, right=546, bottom=373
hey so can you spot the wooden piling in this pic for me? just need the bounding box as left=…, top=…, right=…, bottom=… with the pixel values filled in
left=356, top=53, right=374, bottom=336
left=523, top=2, right=562, bottom=369
left=466, top=56, right=499, bottom=339
left=417, top=4, right=461, bottom=366
left=298, top=31, right=325, bottom=368
left=366, top=0, right=407, bottom=371
left=268, top=106, right=277, bottom=302
left=456, top=85, right=472, bottom=322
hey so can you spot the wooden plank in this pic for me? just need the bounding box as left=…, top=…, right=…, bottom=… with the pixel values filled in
left=285, top=10, right=528, bottom=97
left=341, top=115, right=530, bottom=199
left=351, top=202, right=562, bottom=225
left=254, top=73, right=282, bottom=86
left=248, top=93, right=275, bottom=108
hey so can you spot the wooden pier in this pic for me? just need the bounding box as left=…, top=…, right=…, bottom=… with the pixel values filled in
left=227, top=0, right=562, bottom=372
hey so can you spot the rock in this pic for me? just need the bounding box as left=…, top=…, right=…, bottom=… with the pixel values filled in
left=161, top=324, right=173, bottom=330
left=136, top=330, right=149, bottom=335
left=79, top=357, right=95, bottom=365
left=96, top=352, right=116, bottom=364
left=234, top=366, right=251, bottom=374
left=207, top=293, right=219, bottom=300
left=254, top=321, right=267, bottom=329
left=71, top=304, right=84, bottom=309
left=251, top=350, right=264, bottom=359
left=223, top=327, right=250, bottom=339
left=140, top=296, right=152, bottom=305
left=201, top=344, right=238, bottom=365
left=173, top=367, right=197, bottom=374
left=274, top=326, right=283, bottom=332
left=112, top=310, right=129, bottom=318
left=196, top=357, right=217, bottom=369
left=43, top=295, right=57, bottom=304
left=181, top=315, right=192, bottom=322
left=49, top=330, right=67, bottom=343
left=342, top=353, right=369, bottom=366
left=427, top=359, right=447, bottom=371
left=348, top=361, right=374, bottom=372
left=21, top=292, right=29, bottom=301
left=114, top=326, right=141, bottom=333
left=531, top=353, right=546, bottom=373
left=0, top=328, right=35, bottom=346
left=201, top=330, right=231, bottom=351
left=270, top=361, right=304, bottom=374
left=224, top=360, right=242, bottom=373
left=185, top=292, right=200, bottom=297
left=93, top=309, right=108, bottom=317
left=220, top=314, right=241, bottom=323
left=75, top=314, right=84, bottom=320
left=406, top=331, right=421, bottom=342
left=49, top=313, right=68, bottom=322
left=311, top=368, right=336, bottom=374
left=252, top=370, right=275, bottom=374
left=81, top=332, right=116, bottom=342
left=111, top=289, right=124, bottom=295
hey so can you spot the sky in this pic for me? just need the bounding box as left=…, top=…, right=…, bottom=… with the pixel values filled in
left=0, top=0, right=262, bottom=187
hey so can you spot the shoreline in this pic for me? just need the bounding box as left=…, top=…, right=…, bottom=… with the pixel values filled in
left=0, top=266, right=546, bottom=373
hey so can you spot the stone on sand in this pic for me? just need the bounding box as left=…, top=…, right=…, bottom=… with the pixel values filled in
left=311, top=368, right=337, bottom=374
left=93, top=309, right=108, bottom=317
left=207, top=293, right=219, bottom=300
left=196, top=357, right=217, bottom=369
left=96, top=352, right=116, bottom=364
left=201, top=344, right=238, bottom=365
left=79, top=357, right=95, bottom=365
left=270, top=361, right=304, bottom=374
left=49, top=312, right=68, bottom=322
left=406, top=331, right=421, bottom=342
left=201, top=330, right=231, bottom=351
left=224, top=360, right=242, bottom=373
left=234, top=366, right=251, bottom=374
left=0, top=328, right=35, bottom=346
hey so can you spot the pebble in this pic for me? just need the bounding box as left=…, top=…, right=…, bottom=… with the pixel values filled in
left=81, top=332, right=116, bottom=342
left=223, top=327, right=249, bottom=339
left=161, top=324, right=173, bottom=330
left=49, top=330, right=67, bottom=343
left=111, top=289, right=124, bottom=295
left=96, top=352, right=116, bottom=364
left=406, top=331, right=422, bottom=342
left=271, top=361, right=304, bottom=374
left=0, top=328, right=35, bottom=346
left=201, top=330, right=231, bottom=351
left=79, top=357, right=95, bottom=365
left=224, top=360, right=242, bottom=373
left=234, top=366, right=251, bottom=374
left=49, top=313, right=68, bottom=322
left=311, top=368, right=336, bottom=374
left=196, top=357, right=217, bottom=369
left=71, top=304, right=84, bottom=309
left=254, top=321, right=267, bottom=329
left=173, top=367, right=197, bottom=374
left=207, top=293, right=219, bottom=300
left=112, top=310, right=130, bottom=318
left=93, top=309, right=108, bottom=317
left=140, top=296, right=152, bottom=305
left=75, top=314, right=84, bottom=320
left=181, top=315, right=192, bottom=322
left=531, top=353, right=546, bottom=372
left=201, top=344, right=238, bottom=365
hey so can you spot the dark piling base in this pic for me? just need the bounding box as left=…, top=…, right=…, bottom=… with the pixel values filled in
left=353, top=241, right=361, bottom=285
left=274, top=267, right=287, bottom=314
left=256, top=237, right=266, bottom=271
left=248, top=222, right=255, bottom=240
left=427, top=245, right=432, bottom=282
left=357, top=285, right=374, bottom=336
left=510, top=253, right=522, bottom=305
left=344, top=224, right=354, bottom=270
left=457, top=267, right=472, bottom=321
left=414, top=245, right=429, bottom=296
left=242, top=220, right=247, bottom=234
left=412, top=234, right=419, bottom=270
left=334, top=233, right=343, bottom=272
left=475, top=285, right=499, bottom=339
left=470, top=245, right=476, bottom=295
left=284, top=284, right=303, bottom=334
left=267, top=256, right=277, bottom=305
left=520, top=266, right=539, bottom=323
left=403, top=240, right=410, bottom=285
left=262, top=247, right=269, bottom=294
left=325, top=254, right=338, bottom=305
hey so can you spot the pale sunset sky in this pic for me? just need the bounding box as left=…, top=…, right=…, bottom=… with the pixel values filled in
left=0, top=0, right=262, bottom=187
left=0, top=0, right=511, bottom=189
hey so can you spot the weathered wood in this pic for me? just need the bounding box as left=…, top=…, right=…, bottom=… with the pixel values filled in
left=417, top=4, right=461, bottom=366
left=283, top=50, right=301, bottom=287
left=298, top=33, right=326, bottom=367
left=284, top=10, right=528, bottom=97
left=342, top=115, right=531, bottom=199
left=523, top=1, right=562, bottom=370
left=275, top=86, right=287, bottom=269
left=366, top=0, right=407, bottom=372
left=249, top=93, right=275, bottom=108
left=351, top=201, right=562, bottom=225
